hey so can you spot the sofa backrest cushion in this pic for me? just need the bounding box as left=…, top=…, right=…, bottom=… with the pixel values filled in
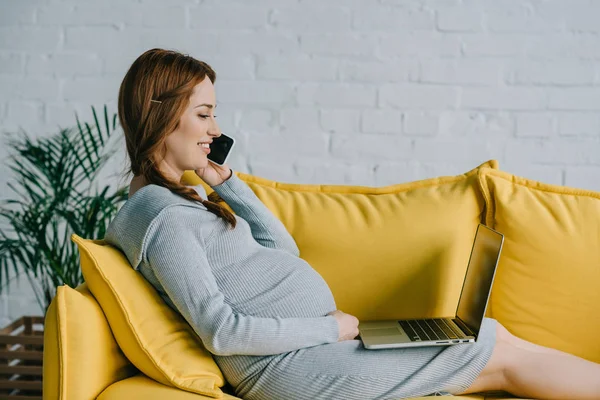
left=72, top=235, right=226, bottom=399
left=43, top=283, right=137, bottom=400
left=478, top=167, right=600, bottom=362
left=182, top=160, right=498, bottom=321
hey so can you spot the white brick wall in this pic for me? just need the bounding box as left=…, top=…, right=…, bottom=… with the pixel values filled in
left=1, top=0, right=600, bottom=322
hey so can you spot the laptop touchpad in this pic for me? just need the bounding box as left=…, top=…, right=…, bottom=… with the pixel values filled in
left=367, top=328, right=401, bottom=336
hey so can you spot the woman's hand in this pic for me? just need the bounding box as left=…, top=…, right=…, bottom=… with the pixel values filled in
left=195, top=162, right=233, bottom=187
left=327, top=310, right=360, bottom=342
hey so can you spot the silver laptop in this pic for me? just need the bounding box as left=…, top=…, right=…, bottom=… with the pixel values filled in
left=359, top=223, right=504, bottom=350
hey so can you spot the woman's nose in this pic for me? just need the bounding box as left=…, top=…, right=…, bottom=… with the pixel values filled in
left=208, top=121, right=221, bottom=137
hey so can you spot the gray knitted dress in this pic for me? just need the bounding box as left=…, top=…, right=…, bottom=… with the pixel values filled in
left=104, top=172, right=498, bottom=400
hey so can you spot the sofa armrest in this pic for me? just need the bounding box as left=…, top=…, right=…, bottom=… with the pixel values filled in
left=43, top=283, right=137, bottom=400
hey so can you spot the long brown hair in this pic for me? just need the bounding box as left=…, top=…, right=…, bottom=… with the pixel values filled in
left=118, top=48, right=237, bottom=228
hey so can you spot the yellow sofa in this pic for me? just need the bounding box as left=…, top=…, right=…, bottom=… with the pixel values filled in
left=43, top=161, right=600, bottom=400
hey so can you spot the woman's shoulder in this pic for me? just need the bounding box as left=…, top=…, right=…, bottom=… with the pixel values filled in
left=130, top=182, right=207, bottom=204
left=103, top=184, right=209, bottom=269
left=128, top=183, right=209, bottom=214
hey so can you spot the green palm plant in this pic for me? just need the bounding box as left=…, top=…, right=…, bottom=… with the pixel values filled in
left=0, top=105, right=129, bottom=314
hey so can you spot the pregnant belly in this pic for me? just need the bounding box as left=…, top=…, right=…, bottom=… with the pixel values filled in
left=222, top=262, right=337, bottom=319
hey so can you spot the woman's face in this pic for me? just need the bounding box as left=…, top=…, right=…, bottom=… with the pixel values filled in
left=158, top=78, right=221, bottom=181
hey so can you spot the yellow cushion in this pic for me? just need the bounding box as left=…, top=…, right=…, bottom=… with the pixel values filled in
left=97, top=374, right=509, bottom=400
left=98, top=374, right=241, bottom=400
left=43, top=283, right=137, bottom=400
left=182, top=160, right=498, bottom=321
left=478, top=167, right=600, bottom=362
left=71, top=235, right=226, bottom=398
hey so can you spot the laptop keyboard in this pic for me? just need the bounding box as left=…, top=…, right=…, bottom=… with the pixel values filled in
left=399, top=319, right=464, bottom=342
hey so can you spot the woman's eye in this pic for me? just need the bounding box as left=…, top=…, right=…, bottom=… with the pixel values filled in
left=198, top=115, right=217, bottom=119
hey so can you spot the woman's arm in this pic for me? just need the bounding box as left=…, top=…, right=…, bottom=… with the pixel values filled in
left=210, top=171, right=300, bottom=257
left=144, top=206, right=339, bottom=356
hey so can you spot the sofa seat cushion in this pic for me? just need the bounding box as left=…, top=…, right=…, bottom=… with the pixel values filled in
left=478, top=167, right=600, bottom=362
left=182, top=160, right=498, bottom=321
left=98, top=375, right=241, bottom=400
left=97, top=374, right=521, bottom=400
left=72, top=235, right=226, bottom=398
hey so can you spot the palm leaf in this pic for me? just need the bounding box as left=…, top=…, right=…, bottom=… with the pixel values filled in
left=0, top=105, right=128, bottom=313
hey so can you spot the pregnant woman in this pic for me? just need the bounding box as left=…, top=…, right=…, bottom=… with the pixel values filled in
left=105, top=48, right=600, bottom=400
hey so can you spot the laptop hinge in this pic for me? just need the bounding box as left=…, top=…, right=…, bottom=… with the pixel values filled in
left=454, top=317, right=475, bottom=337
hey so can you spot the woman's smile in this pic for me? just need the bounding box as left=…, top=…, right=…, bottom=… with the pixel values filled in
left=198, top=142, right=211, bottom=154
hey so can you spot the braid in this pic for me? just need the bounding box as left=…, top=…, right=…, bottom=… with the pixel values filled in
left=142, top=161, right=237, bottom=229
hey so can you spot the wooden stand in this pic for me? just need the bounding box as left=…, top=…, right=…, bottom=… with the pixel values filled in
left=0, top=317, right=44, bottom=400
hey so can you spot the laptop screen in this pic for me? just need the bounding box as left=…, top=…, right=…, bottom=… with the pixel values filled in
left=456, top=224, right=504, bottom=335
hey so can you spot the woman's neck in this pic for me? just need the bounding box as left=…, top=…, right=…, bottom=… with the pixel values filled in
left=129, top=175, right=148, bottom=198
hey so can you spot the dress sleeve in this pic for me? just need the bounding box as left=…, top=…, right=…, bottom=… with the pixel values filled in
left=144, top=206, right=339, bottom=356
left=210, top=171, right=300, bottom=257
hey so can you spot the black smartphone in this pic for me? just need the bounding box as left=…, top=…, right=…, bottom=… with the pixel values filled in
left=207, top=132, right=236, bottom=166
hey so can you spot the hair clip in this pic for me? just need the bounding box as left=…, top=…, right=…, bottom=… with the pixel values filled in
left=150, top=99, right=162, bottom=104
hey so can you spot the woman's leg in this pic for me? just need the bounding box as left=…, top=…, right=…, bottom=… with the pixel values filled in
left=459, top=321, right=600, bottom=399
